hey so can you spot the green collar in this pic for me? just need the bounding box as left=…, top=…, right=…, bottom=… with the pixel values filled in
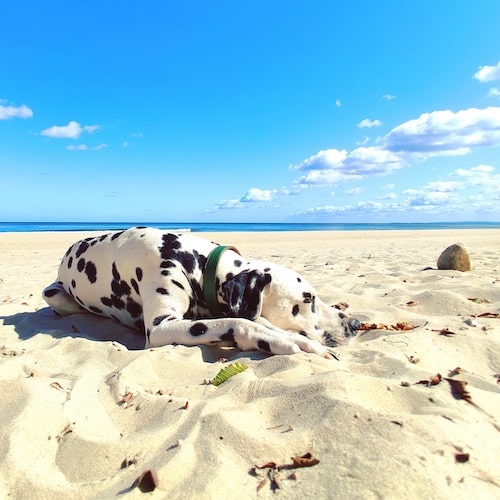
left=203, top=245, right=240, bottom=317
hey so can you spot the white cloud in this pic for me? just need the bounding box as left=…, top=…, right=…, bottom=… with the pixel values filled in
left=215, top=187, right=278, bottom=210
left=345, top=187, right=362, bottom=196
left=473, top=61, right=500, bottom=82
left=358, top=118, right=382, bottom=128
left=383, top=94, right=396, bottom=100
left=291, top=146, right=405, bottom=187
left=385, top=107, right=500, bottom=155
left=356, top=136, right=370, bottom=146
left=241, top=187, right=277, bottom=202
left=41, top=120, right=100, bottom=139
left=66, top=143, right=107, bottom=151
left=488, top=87, right=500, bottom=98
left=0, top=102, right=33, bottom=120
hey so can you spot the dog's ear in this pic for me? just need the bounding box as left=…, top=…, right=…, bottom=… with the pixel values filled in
left=221, top=270, right=271, bottom=319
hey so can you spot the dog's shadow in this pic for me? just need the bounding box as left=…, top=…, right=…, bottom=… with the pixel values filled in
left=1, top=308, right=268, bottom=363
left=1, top=307, right=146, bottom=350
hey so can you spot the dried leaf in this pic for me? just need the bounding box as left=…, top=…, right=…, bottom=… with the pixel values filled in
left=256, top=461, right=277, bottom=470
left=133, top=470, right=159, bottom=492
left=432, top=328, right=457, bottom=336
left=477, top=312, right=500, bottom=318
left=467, top=297, right=490, bottom=304
left=120, top=392, right=133, bottom=403
left=448, top=367, right=462, bottom=377
left=392, top=322, right=416, bottom=331
left=290, top=452, right=320, bottom=469
left=444, top=378, right=472, bottom=403
left=50, top=382, right=64, bottom=391
left=455, top=453, right=470, bottom=463
left=359, top=322, right=389, bottom=331
left=333, top=302, right=349, bottom=311
left=256, top=478, right=268, bottom=492
left=416, top=373, right=442, bottom=387
left=406, top=301, right=419, bottom=307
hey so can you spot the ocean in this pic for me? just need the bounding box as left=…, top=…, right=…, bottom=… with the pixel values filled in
left=0, top=221, right=499, bottom=233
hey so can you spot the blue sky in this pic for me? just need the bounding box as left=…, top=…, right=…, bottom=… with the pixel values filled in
left=1, top=0, right=500, bottom=223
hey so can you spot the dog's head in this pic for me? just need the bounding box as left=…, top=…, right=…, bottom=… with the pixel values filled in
left=220, top=262, right=358, bottom=347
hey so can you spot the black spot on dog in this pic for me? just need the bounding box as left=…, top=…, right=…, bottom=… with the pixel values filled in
left=220, top=328, right=235, bottom=343
left=297, top=277, right=302, bottom=283
left=257, top=340, right=271, bottom=352
left=90, top=238, right=98, bottom=246
left=234, top=259, right=242, bottom=267
left=44, top=288, right=58, bottom=298
left=64, top=245, right=73, bottom=257
left=89, top=305, right=103, bottom=314
left=303, top=292, right=313, bottom=303
left=160, top=260, right=175, bottom=269
left=146, top=328, right=151, bottom=343
left=135, top=267, right=143, bottom=281
left=71, top=279, right=76, bottom=288
left=75, top=241, right=90, bottom=258
left=153, top=315, right=168, bottom=326
left=111, top=231, right=124, bottom=241
left=172, top=280, right=184, bottom=290
left=226, top=272, right=234, bottom=281
left=77, top=258, right=85, bottom=272
left=99, top=234, right=108, bottom=242
left=299, top=330, right=308, bottom=337
left=190, top=322, right=208, bottom=336
left=131, top=278, right=139, bottom=294
left=101, top=296, right=113, bottom=307
left=76, top=296, right=85, bottom=306
left=111, top=296, right=125, bottom=310
left=126, top=297, right=142, bottom=318
left=156, top=287, right=169, bottom=295
left=112, top=262, right=121, bottom=281
left=67, top=256, right=73, bottom=269
left=85, top=261, right=97, bottom=283
left=161, top=270, right=170, bottom=276
left=264, top=267, right=271, bottom=272
left=135, top=226, right=147, bottom=229
left=292, top=304, right=299, bottom=316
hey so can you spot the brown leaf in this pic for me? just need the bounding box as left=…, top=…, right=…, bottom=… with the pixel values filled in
left=133, top=470, right=159, bottom=492
left=467, top=297, right=490, bottom=304
left=444, top=378, right=472, bottom=403
left=477, top=312, right=500, bottom=318
left=406, top=301, right=419, bottom=307
left=416, top=373, right=442, bottom=387
left=455, top=453, right=470, bottom=463
left=256, top=461, right=277, bottom=470
left=392, top=322, right=416, bottom=331
left=121, top=392, right=133, bottom=403
left=448, top=367, right=462, bottom=377
left=359, top=322, right=389, bottom=331
left=256, top=478, right=268, bottom=492
left=290, top=452, right=320, bottom=469
left=333, top=302, right=349, bottom=311
left=432, top=328, right=457, bottom=336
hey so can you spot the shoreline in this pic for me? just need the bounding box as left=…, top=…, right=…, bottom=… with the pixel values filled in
left=1, top=228, right=499, bottom=497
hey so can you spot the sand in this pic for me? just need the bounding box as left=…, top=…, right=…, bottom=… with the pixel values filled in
left=0, top=229, right=499, bottom=499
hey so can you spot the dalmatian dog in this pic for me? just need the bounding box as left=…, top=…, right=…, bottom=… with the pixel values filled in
left=43, top=227, right=359, bottom=358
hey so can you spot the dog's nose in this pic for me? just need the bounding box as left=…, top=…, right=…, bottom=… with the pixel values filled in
left=347, top=318, right=361, bottom=337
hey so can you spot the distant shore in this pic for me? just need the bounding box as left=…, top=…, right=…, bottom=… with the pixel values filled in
left=1, top=220, right=499, bottom=233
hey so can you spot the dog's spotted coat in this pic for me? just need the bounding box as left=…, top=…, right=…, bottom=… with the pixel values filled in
left=43, top=227, right=358, bottom=357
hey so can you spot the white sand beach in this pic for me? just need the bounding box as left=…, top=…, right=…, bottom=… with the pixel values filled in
left=0, top=229, right=499, bottom=499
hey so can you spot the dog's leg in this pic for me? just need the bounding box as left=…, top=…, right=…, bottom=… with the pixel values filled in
left=146, top=316, right=332, bottom=358
left=42, top=281, right=86, bottom=316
